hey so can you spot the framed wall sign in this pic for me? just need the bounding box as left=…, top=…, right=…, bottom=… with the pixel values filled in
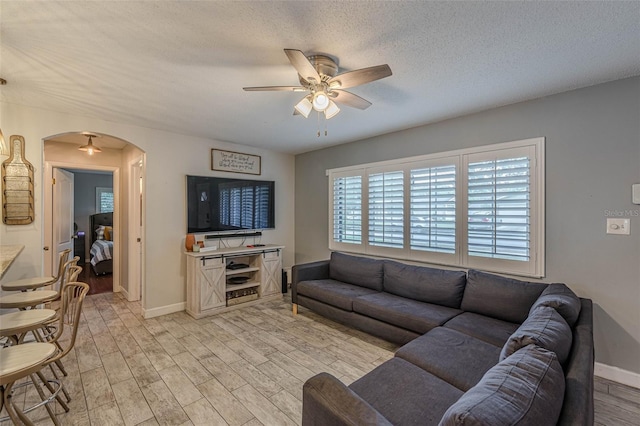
left=211, top=149, right=261, bottom=175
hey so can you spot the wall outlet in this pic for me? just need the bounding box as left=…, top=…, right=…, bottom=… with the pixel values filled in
left=606, top=218, right=630, bottom=235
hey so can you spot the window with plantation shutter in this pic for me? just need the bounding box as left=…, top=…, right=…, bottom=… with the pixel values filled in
left=410, top=164, right=456, bottom=254
left=331, top=173, right=363, bottom=247
left=327, top=137, right=544, bottom=277
left=369, top=170, right=404, bottom=249
left=467, top=156, right=530, bottom=261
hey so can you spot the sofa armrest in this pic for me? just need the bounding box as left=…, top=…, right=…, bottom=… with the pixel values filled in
left=558, top=298, right=594, bottom=426
left=303, top=373, right=392, bottom=426
left=292, top=260, right=330, bottom=303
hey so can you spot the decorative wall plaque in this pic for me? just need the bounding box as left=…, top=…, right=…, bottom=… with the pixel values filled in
left=2, top=135, right=35, bottom=224
left=211, top=149, right=261, bottom=175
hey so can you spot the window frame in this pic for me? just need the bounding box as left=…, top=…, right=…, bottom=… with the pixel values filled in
left=327, top=137, right=545, bottom=278
left=96, top=186, right=114, bottom=213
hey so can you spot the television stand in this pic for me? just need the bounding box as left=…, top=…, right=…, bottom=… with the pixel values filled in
left=185, top=244, right=284, bottom=319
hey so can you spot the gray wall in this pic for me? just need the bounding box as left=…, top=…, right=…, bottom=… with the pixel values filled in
left=295, top=77, right=640, bottom=374
left=71, top=170, right=113, bottom=261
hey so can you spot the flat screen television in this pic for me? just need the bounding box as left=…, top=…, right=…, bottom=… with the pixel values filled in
left=187, top=175, right=275, bottom=233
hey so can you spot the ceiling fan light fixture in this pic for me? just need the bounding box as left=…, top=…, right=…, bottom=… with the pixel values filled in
left=324, top=100, right=340, bottom=119
left=294, top=96, right=313, bottom=118
left=312, top=91, right=329, bottom=111
left=78, top=134, right=102, bottom=155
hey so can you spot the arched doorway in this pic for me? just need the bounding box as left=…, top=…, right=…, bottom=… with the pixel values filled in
left=42, top=131, right=146, bottom=308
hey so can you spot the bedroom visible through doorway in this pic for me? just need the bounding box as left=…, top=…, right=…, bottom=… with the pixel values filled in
left=68, top=169, right=115, bottom=295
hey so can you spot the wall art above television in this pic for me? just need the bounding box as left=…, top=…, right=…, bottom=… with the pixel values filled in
left=186, top=175, right=275, bottom=233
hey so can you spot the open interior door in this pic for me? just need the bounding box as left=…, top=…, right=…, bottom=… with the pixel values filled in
left=53, top=168, right=74, bottom=276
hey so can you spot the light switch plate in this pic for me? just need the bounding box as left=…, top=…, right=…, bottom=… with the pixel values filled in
left=607, top=218, right=630, bottom=235
left=633, top=184, right=640, bottom=204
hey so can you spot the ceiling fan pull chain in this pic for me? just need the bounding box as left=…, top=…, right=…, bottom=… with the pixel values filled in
left=317, top=111, right=321, bottom=137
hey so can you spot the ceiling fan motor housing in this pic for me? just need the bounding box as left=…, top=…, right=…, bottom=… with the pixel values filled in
left=298, top=55, right=339, bottom=85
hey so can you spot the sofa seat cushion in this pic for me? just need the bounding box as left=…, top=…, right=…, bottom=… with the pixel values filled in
left=350, top=358, right=464, bottom=426
left=296, top=279, right=379, bottom=311
left=329, top=252, right=384, bottom=291
left=353, top=292, right=462, bottom=334
left=383, top=260, right=467, bottom=308
left=443, top=312, right=519, bottom=347
left=396, top=327, right=501, bottom=391
left=529, top=283, right=582, bottom=327
left=500, top=306, right=572, bottom=365
left=439, top=345, right=565, bottom=426
left=461, top=270, right=546, bottom=323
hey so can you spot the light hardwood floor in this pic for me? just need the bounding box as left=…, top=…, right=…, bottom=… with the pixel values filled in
left=1, top=292, right=638, bottom=425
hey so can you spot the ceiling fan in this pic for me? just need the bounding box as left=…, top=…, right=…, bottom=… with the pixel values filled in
left=243, top=49, right=392, bottom=120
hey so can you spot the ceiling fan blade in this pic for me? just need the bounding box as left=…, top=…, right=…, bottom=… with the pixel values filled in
left=331, top=90, right=372, bottom=110
left=243, top=86, right=306, bottom=91
left=328, top=64, right=392, bottom=89
left=284, top=49, right=322, bottom=84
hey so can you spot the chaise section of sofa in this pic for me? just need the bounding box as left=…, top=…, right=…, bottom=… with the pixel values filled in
left=293, top=252, right=594, bottom=425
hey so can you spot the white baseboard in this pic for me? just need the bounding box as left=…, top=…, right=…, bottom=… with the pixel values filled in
left=143, top=302, right=186, bottom=319
left=595, top=362, right=640, bottom=389
left=120, top=287, right=129, bottom=300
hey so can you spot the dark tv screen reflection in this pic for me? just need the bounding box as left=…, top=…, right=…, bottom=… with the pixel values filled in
left=187, top=175, right=275, bottom=233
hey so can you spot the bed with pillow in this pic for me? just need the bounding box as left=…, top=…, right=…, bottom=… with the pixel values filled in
left=89, top=212, right=113, bottom=275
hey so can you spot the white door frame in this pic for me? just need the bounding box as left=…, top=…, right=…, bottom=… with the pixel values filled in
left=127, top=155, right=145, bottom=303
left=44, top=161, right=121, bottom=292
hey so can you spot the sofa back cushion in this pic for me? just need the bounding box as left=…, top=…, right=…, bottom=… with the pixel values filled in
left=461, top=270, right=546, bottom=323
left=529, top=283, right=582, bottom=327
left=329, top=252, right=384, bottom=291
left=439, top=345, right=565, bottom=426
left=500, top=306, right=572, bottom=364
left=383, top=261, right=467, bottom=308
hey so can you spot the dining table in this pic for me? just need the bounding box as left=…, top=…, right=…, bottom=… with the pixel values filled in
left=0, top=245, right=25, bottom=280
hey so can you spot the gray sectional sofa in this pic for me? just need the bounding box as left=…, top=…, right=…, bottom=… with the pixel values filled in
left=292, top=252, right=594, bottom=426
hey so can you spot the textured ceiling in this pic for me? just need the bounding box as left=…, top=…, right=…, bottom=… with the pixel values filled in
left=1, top=1, right=639, bottom=154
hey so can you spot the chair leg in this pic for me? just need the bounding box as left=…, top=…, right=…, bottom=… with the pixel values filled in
left=292, top=303, right=298, bottom=315
left=30, top=373, right=60, bottom=426
left=35, top=370, right=69, bottom=412
left=48, top=363, right=71, bottom=402
left=3, top=382, right=34, bottom=426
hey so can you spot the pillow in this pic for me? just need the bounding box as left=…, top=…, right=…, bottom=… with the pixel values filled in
left=529, top=283, right=581, bottom=327
left=460, top=270, right=547, bottom=323
left=104, top=226, right=113, bottom=241
left=439, top=345, right=565, bottom=426
left=383, top=260, right=467, bottom=308
left=329, top=252, right=384, bottom=291
left=95, top=225, right=106, bottom=240
left=500, top=306, right=572, bottom=364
